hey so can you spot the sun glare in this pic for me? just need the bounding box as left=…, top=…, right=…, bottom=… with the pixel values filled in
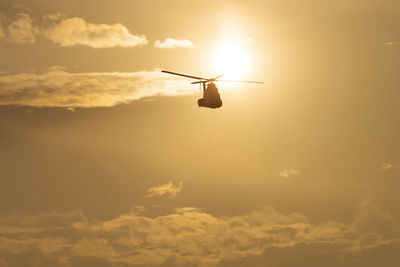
left=213, top=43, right=249, bottom=80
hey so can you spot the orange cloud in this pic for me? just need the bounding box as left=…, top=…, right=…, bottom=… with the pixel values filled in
left=154, top=38, right=194, bottom=49
left=0, top=67, right=195, bottom=108
left=0, top=13, right=147, bottom=48
left=0, top=201, right=399, bottom=266
left=0, top=25, right=4, bottom=38
left=45, top=17, right=147, bottom=48
left=279, top=168, right=300, bottom=178
left=382, top=163, right=400, bottom=171
left=386, top=42, right=400, bottom=46
left=7, top=13, right=38, bottom=43
left=145, top=181, right=183, bottom=199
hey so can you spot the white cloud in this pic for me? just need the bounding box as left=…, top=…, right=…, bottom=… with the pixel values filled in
left=45, top=17, right=148, bottom=48
left=279, top=168, right=300, bottom=178
left=145, top=181, right=183, bottom=199
left=7, top=13, right=38, bottom=43
left=154, top=38, right=194, bottom=49
left=0, top=67, right=196, bottom=108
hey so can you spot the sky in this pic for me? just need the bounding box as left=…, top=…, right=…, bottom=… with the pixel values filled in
left=0, top=0, right=400, bottom=266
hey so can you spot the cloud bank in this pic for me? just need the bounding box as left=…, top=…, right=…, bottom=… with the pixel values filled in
left=155, top=38, right=194, bottom=49
left=0, top=67, right=195, bottom=108
left=0, top=201, right=399, bottom=267
left=145, top=181, right=183, bottom=199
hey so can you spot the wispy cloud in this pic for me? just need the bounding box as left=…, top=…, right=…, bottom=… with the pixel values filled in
left=279, top=168, right=300, bottom=178
left=154, top=38, right=194, bottom=49
left=145, top=181, right=183, bottom=199
left=7, top=13, right=38, bottom=43
left=42, top=12, right=64, bottom=21
left=175, top=207, right=201, bottom=213
left=45, top=17, right=147, bottom=48
left=386, top=42, right=400, bottom=46
left=0, top=201, right=398, bottom=266
left=0, top=67, right=196, bottom=108
left=382, top=163, right=400, bottom=171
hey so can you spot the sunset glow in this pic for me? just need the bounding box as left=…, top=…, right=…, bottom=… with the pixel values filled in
left=1, top=1, right=399, bottom=267
left=213, top=43, right=249, bottom=79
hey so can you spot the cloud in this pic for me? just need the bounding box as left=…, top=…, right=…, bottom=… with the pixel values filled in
left=0, top=201, right=398, bottom=267
left=0, top=13, right=147, bottom=48
left=386, top=42, right=400, bottom=46
left=7, top=13, right=38, bottom=43
left=279, top=168, right=300, bottom=178
left=145, top=181, right=183, bottom=199
left=0, top=67, right=196, bottom=108
left=352, top=199, right=399, bottom=237
left=45, top=17, right=147, bottom=48
left=2, top=13, right=197, bottom=50
left=154, top=38, right=194, bottom=49
left=382, top=163, right=400, bottom=171
left=175, top=207, right=201, bottom=214
left=42, top=12, right=64, bottom=21
left=0, top=25, right=4, bottom=38
left=0, top=210, right=86, bottom=228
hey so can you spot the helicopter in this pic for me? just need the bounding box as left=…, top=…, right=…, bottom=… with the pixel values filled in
left=162, top=70, right=263, bottom=109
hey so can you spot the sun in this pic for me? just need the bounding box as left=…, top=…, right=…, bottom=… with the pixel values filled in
left=213, top=43, right=249, bottom=80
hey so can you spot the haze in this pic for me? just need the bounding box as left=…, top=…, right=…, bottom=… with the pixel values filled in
left=0, top=0, right=400, bottom=266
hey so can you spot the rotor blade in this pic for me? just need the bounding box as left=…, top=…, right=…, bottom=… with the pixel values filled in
left=217, top=80, right=264, bottom=84
left=192, top=74, right=223, bottom=83
left=162, top=70, right=207, bottom=80
left=213, top=74, right=224, bottom=80
left=191, top=81, right=207, bottom=84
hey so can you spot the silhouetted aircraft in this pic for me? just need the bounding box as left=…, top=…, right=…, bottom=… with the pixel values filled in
left=162, top=70, right=263, bottom=109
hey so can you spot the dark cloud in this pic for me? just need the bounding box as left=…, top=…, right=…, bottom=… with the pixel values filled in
left=217, top=240, right=400, bottom=267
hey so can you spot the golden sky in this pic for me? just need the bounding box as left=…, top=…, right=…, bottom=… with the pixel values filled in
left=1, top=0, right=400, bottom=266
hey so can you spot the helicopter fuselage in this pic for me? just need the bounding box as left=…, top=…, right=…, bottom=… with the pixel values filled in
left=197, top=82, right=222, bottom=109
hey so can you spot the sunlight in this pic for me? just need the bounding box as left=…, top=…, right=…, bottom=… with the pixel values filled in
left=213, top=43, right=249, bottom=80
